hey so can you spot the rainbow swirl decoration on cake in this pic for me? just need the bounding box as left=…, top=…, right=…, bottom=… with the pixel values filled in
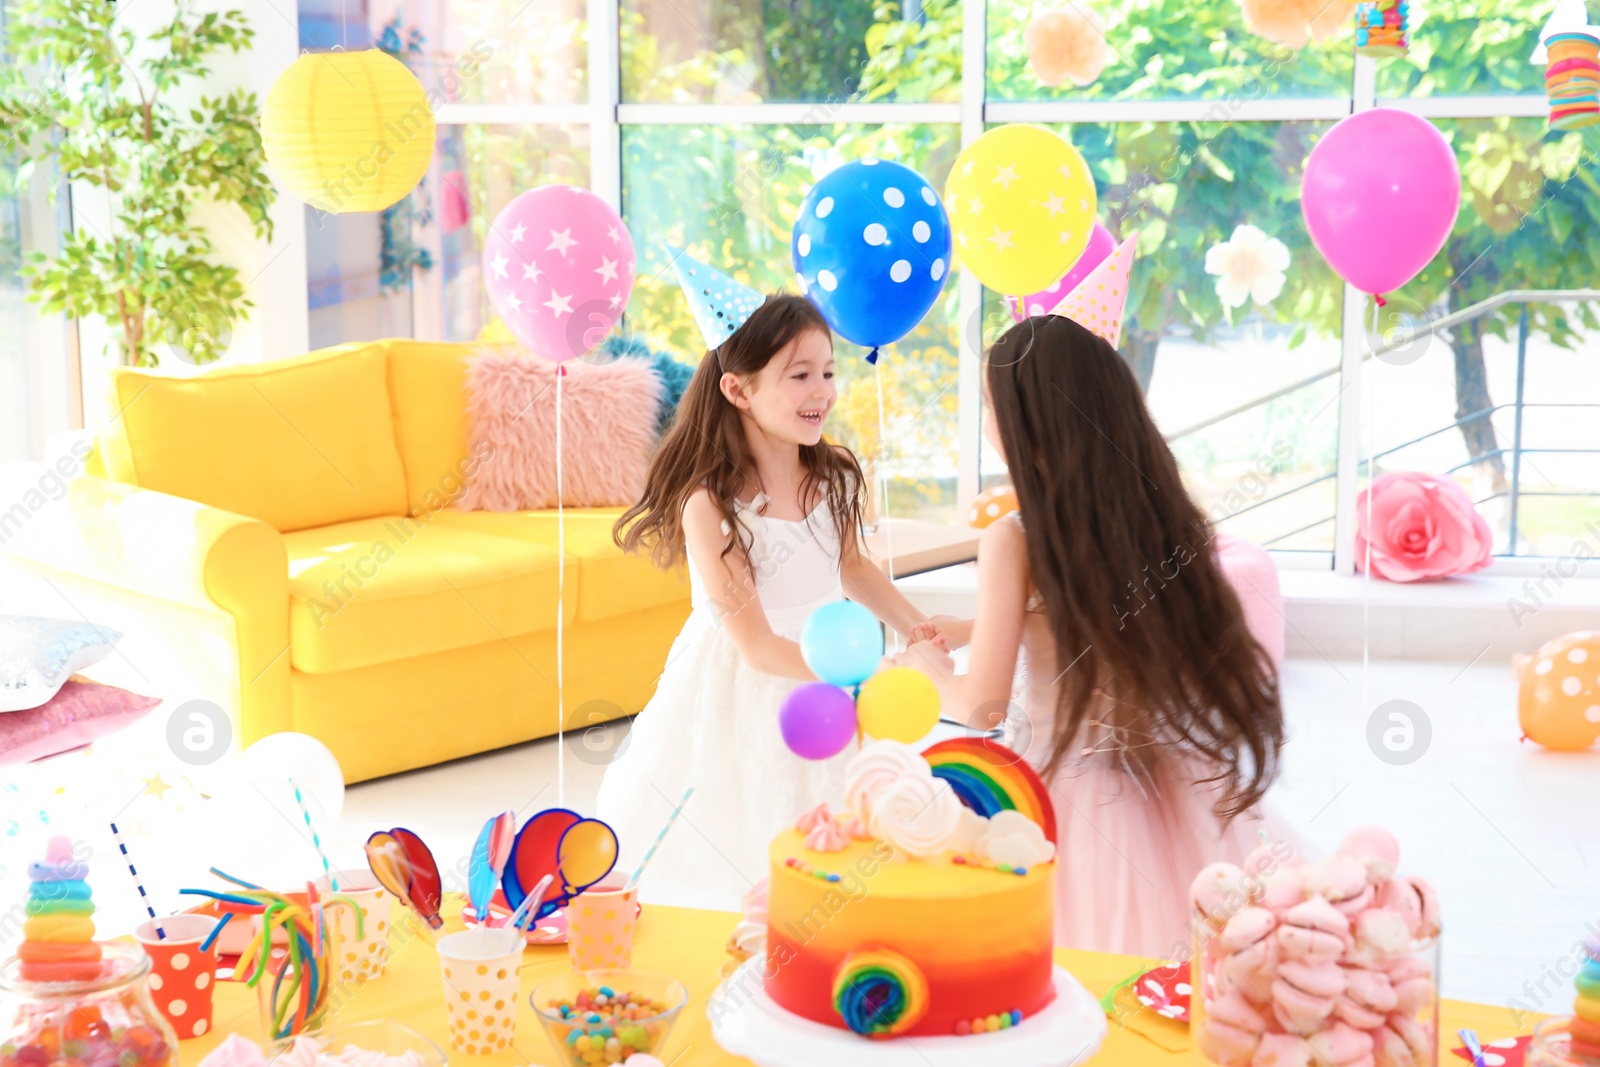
left=831, top=948, right=930, bottom=1038
left=922, top=737, right=1057, bottom=845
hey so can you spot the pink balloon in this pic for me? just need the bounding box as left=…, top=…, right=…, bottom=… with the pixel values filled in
left=482, top=185, right=635, bottom=363
left=1301, top=109, right=1460, bottom=297
left=1007, top=222, right=1116, bottom=321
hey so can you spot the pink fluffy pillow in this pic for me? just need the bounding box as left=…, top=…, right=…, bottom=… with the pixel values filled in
left=0, top=677, right=161, bottom=765
left=459, top=353, right=662, bottom=511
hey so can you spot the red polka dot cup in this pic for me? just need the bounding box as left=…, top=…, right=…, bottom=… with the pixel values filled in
left=316, top=872, right=393, bottom=986
left=133, top=914, right=222, bottom=1039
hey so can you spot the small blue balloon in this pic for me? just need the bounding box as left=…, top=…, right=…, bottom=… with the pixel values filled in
left=800, top=601, right=884, bottom=688
left=792, top=159, right=952, bottom=360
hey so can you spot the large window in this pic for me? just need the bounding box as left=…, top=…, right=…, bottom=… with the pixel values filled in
left=7, top=0, right=1595, bottom=563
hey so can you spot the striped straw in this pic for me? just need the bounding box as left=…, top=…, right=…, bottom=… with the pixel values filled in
left=626, top=787, right=693, bottom=889
left=289, top=776, right=337, bottom=891
left=109, top=821, right=165, bottom=940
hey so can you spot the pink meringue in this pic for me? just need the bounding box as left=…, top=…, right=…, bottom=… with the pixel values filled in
left=1305, top=856, right=1374, bottom=918
left=1351, top=908, right=1410, bottom=966
left=804, top=817, right=850, bottom=852
left=1339, top=826, right=1401, bottom=885
left=1252, top=1031, right=1314, bottom=1067
left=1192, top=862, right=1248, bottom=930
left=795, top=803, right=833, bottom=833
left=197, top=1034, right=267, bottom=1067
left=841, top=815, right=872, bottom=840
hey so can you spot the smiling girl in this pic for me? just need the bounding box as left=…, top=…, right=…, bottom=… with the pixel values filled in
left=598, top=294, right=931, bottom=904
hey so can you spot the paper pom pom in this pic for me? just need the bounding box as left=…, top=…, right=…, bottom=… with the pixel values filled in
left=1240, top=0, right=1354, bottom=48
left=1025, top=8, right=1111, bottom=88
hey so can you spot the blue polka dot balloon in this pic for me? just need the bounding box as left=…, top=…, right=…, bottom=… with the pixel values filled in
left=791, top=159, right=952, bottom=362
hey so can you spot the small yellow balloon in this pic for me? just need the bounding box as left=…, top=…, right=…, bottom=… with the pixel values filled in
left=944, top=125, right=1097, bottom=296
left=857, top=667, right=941, bottom=743
left=1518, top=631, right=1600, bottom=751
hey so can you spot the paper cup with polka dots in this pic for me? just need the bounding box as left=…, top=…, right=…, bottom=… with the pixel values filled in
left=134, top=914, right=221, bottom=1039
left=566, top=875, right=639, bottom=971
left=437, top=927, right=523, bottom=1055
left=317, top=872, right=393, bottom=986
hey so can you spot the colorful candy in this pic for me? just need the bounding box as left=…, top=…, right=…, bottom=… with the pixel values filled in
left=830, top=949, right=929, bottom=1039
left=19, top=836, right=102, bottom=983
left=178, top=877, right=361, bottom=1041
left=542, top=986, right=670, bottom=1066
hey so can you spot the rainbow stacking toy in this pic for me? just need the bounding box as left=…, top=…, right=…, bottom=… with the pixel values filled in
left=19, top=836, right=103, bottom=983
left=1572, top=931, right=1600, bottom=1061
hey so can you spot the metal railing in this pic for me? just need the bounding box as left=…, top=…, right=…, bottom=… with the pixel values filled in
left=1169, top=290, right=1600, bottom=555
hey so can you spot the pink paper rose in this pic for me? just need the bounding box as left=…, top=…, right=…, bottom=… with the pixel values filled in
left=1354, top=472, right=1493, bottom=582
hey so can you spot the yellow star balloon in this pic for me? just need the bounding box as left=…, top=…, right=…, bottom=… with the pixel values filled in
left=944, top=125, right=1098, bottom=297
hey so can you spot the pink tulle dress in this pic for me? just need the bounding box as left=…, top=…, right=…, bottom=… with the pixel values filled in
left=1009, top=532, right=1284, bottom=957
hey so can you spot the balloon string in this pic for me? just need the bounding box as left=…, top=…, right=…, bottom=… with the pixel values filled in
left=874, top=358, right=894, bottom=588
left=557, top=364, right=566, bottom=807
left=1362, top=298, right=1377, bottom=729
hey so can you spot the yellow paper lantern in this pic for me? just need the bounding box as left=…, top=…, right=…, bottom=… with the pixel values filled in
left=262, top=49, right=436, bottom=214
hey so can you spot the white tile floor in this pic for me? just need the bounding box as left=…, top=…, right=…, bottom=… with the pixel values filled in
left=5, top=655, right=1596, bottom=1015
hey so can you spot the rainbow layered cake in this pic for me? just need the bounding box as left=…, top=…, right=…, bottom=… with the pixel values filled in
left=764, top=737, right=1058, bottom=1039
left=19, top=835, right=102, bottom=983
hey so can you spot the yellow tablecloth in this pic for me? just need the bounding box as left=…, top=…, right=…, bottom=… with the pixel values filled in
left=183, top=898, right=1535, bottom=1067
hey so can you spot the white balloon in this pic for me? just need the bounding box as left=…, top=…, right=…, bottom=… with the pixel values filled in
left=239, top=731, right=345, bottom=825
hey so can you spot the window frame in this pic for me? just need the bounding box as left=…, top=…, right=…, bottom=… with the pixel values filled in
left=427, top=3, right=1584, bottom=576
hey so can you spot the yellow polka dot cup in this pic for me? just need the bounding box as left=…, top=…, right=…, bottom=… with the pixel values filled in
left=437, top=927, right=523, bottom=1055
left=565, top=876, right=639, bottom=971
left=133, top=914, right=221, bottom=1039
left=317, top=872, right=393, bottom=985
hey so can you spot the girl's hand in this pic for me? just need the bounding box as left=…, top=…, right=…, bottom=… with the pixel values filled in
left=893, top=639, right=956, bottom=684
left=908, top=615, right=973, bottom=649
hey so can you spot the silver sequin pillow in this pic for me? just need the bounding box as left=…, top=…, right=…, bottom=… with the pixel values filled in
left=0, top=615, right=122, bottom=713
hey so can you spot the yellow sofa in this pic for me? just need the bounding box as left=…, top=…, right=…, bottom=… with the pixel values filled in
left=1, top=340, right=689, bottom=781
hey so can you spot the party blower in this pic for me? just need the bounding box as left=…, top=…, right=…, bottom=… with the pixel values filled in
left=502, top=809, right=619, bottom=921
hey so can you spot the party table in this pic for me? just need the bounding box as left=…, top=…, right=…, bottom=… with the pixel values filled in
left=181, top=897, right=1537, bottom=1067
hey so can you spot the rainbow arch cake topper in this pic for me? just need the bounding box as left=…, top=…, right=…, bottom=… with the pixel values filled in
left=922, top=736, right=1057, bottom=845
left=831, top=948, right=930, bottom=1038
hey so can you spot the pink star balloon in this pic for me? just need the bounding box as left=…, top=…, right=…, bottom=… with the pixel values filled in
left=482, top=185, right=635, bottom=363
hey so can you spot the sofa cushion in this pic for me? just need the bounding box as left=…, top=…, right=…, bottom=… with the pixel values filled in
left=98, top=344, right=408, bottom=532
left=383, top=339, right=502, bottom=518
left=283, top=516, right=573, bottom=673
left=433, top=508, right=688, bottom=624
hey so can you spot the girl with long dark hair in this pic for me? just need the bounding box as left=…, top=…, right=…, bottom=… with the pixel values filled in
left=903, top=314, right=1286, bottom=955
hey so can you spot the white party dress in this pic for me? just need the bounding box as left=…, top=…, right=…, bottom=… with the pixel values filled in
left=595, top=494, right=855, bottom=908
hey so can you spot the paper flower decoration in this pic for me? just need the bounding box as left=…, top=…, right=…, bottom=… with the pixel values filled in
left=1354, top=472, right=1494, bottom=583
left=1025, top=7, right=1111, bottom=88
left=1240, top=0, right=1353, bottom=48
left=1205, top=224, right=1291, bottom=309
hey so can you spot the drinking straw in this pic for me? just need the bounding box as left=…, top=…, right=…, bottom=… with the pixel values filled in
left=626, top=787, right=694, bottom=889
left=109, top=821, right=164, bottom=940
left=289, top=776, right=337, bottom=891
left=1458, top=1029, right=1487, bottom=1067
left=506, top=873, right=555, bottom=933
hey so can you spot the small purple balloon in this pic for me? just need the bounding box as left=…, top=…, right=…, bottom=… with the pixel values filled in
left=779, top=683, right=858, bottom=760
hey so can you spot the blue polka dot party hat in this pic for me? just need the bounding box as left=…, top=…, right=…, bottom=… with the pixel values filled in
left=665, top=244, right=766, bottom=351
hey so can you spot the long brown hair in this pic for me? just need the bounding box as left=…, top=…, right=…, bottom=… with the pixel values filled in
left=615, top=294, right=866, bottom=573
left=987, top=315, right=1282, bottom=820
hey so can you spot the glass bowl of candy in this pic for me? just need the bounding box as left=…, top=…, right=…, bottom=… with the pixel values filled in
left=268, top=1020, right=448, bottom=1067
left=531, top=971, right=687, bottom=1066
left=0, top=941, right=177, bottom=1067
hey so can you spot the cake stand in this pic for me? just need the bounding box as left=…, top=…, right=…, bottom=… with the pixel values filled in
left=709, top=959, right=1108, bottom=1067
